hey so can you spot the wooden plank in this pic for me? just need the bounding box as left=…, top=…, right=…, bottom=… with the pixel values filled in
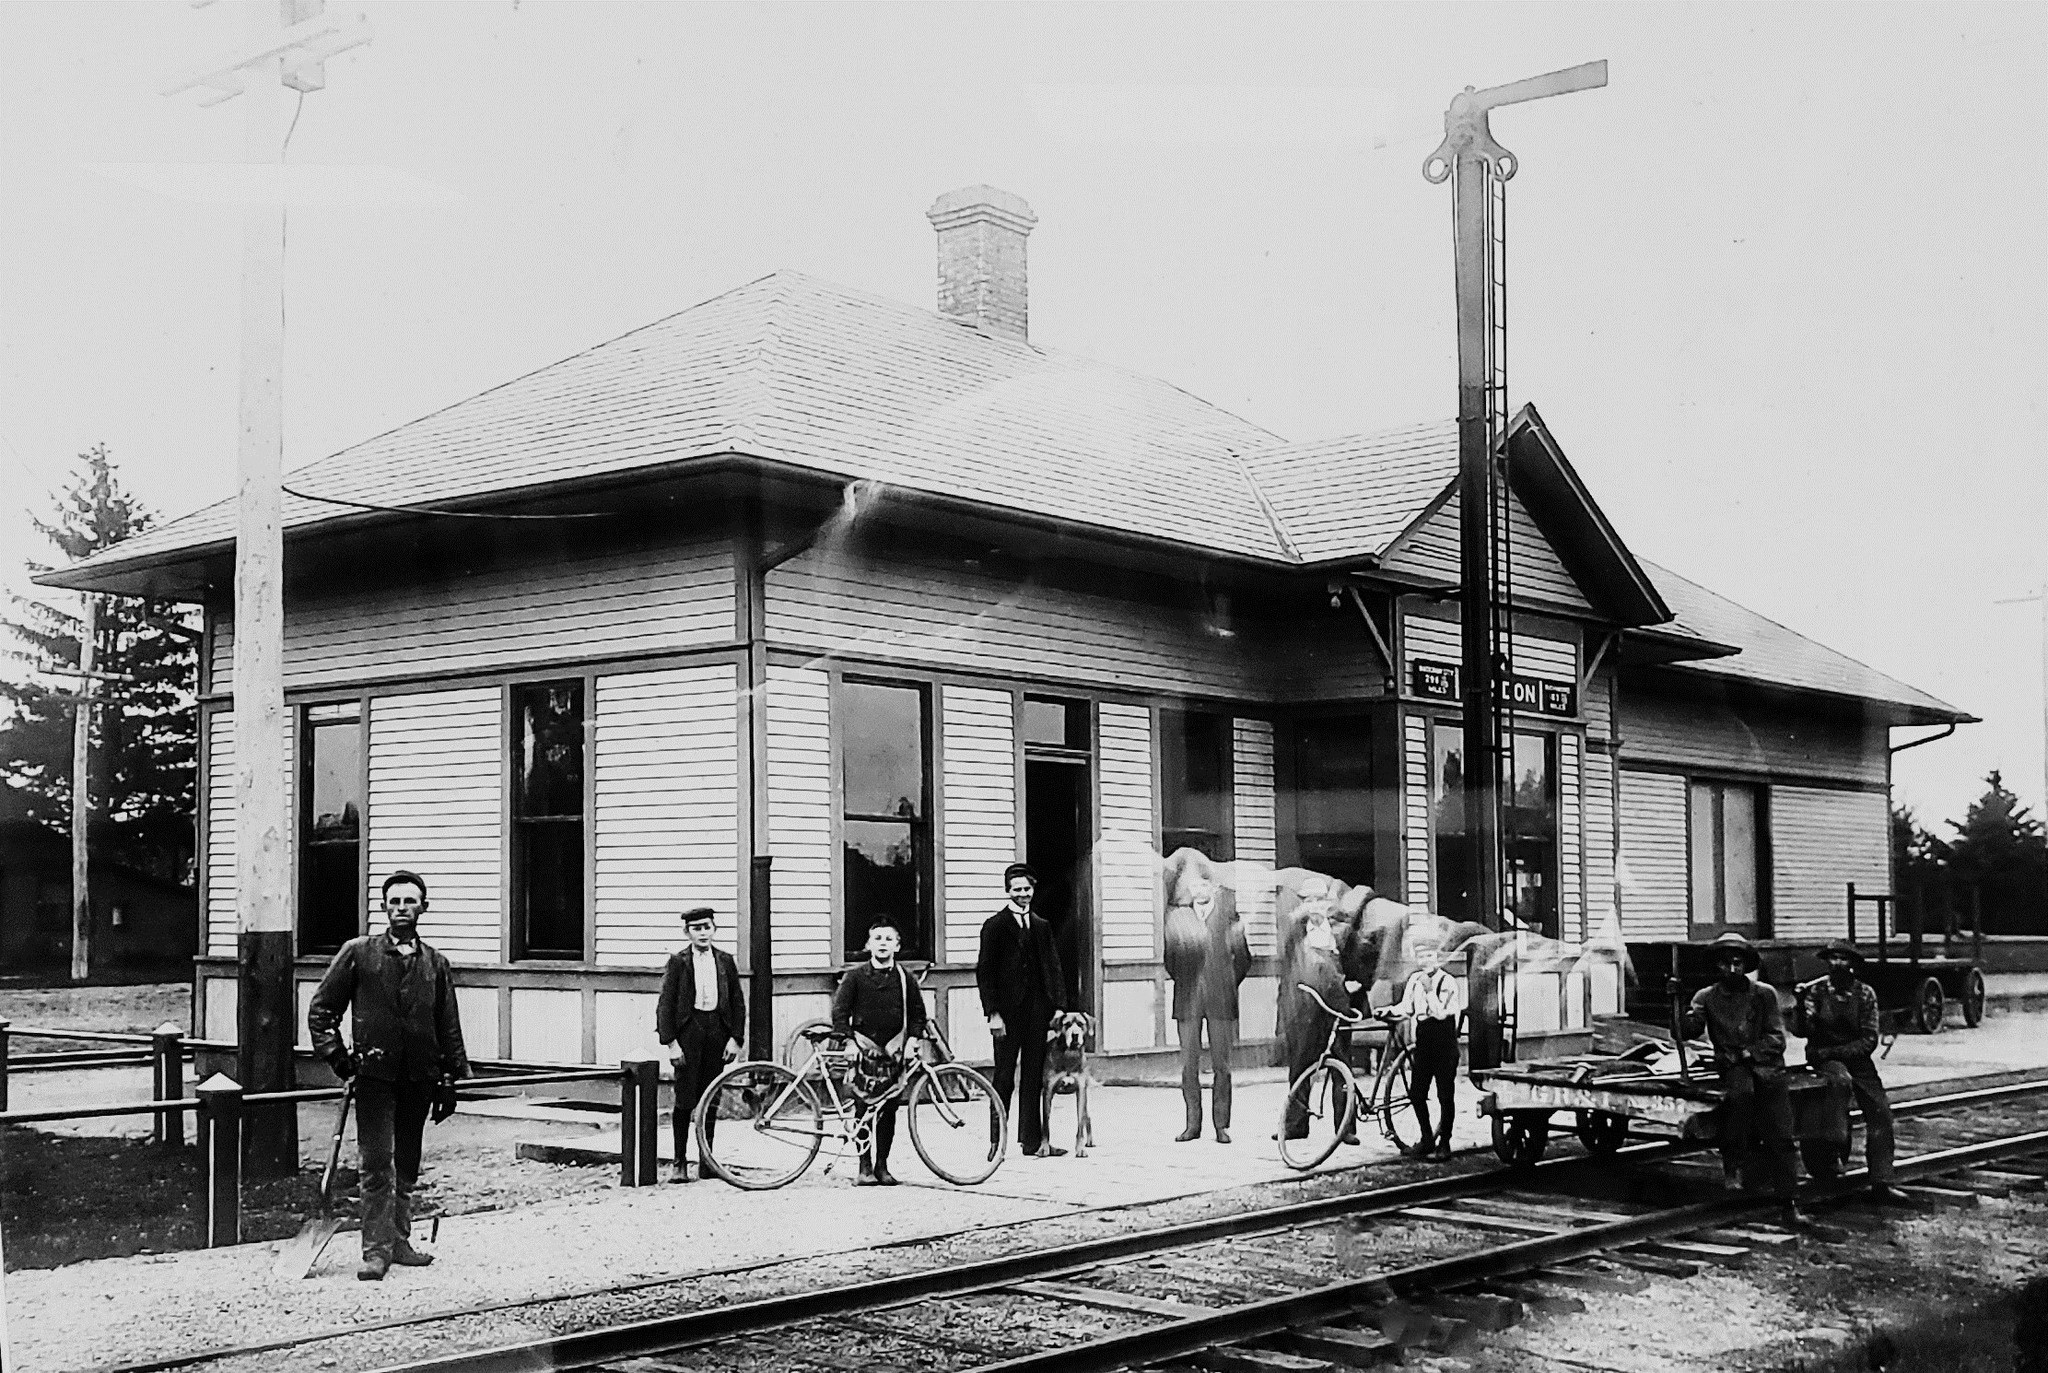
left=1964, top=1168, right=2047, bottom=1191
left=1528, top=1264, right=1651, bottom=1295
left=1272, top=1327, right=1398, bottom=1368
left=1398, top=1205, right=1561, bottom=1235
left=1193, top=1348, right=1335, bottom=1373
left=1455, top=1196, right=1632, bottom=1225
left=1425, top=1291, right=1523, bottom=1331
left=1693, top=1225, right=1799, bottom=1248
left=1470, top=1280, right=1586, bottom=1316
left=1895, top=1183, right=1979, bottom=1209
left=1633, top=1238, right=1750, bottom=1267
left=1612, top=1250, right=1702, bottom=1279
left=1011, top=1279, right=1211, bottom=1319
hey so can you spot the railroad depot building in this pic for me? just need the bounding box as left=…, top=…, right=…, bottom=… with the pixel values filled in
left=42, top=187, right=1970, bottom=1069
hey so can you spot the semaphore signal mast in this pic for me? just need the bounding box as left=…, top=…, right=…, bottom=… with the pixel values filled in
left=1424, top=60, right=1607, bottom=1069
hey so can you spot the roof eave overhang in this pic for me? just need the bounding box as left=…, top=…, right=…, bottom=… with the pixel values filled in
left=36, top=448, right=1314, bottom=601
left=1628, top=661, right=1978, bottom=729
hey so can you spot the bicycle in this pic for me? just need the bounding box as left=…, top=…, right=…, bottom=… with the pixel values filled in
left=1277, top=983, right=1424, bottom=1171
left=697, top=968, right=1008, bottom=1190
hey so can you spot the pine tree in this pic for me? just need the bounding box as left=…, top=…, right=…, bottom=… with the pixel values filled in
left=1944, top=771, right=2048, bottom=934
left=0, top=446, right=198, bottom=882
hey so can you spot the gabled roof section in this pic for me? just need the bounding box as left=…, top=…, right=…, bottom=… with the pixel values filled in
left=1235, top=420, right=1459, bottom=564
left=1638, top=559, right=1975, bottom=724
left=46, top=271, right=1293, bottom=589
left=1501, top=405, right=1669, bottom=626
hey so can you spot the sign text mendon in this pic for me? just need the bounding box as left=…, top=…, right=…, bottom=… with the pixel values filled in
left=1410, top=659, right=1577, bottom=718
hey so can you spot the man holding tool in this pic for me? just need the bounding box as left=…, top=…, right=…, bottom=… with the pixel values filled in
left=308, top=870, right=470, bottom=1280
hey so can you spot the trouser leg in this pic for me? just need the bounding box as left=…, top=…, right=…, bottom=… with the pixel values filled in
left=1015, top=1011, right=1050, bottom=1153
left=1211, top=1017, right=1237, bottom=1129
left=672, top=1019, right=719, bottom=1168
left=1283, top=1012, right=1330, bottom=1139
left=392, top=1079, right=433, bottom=1241
left=1178, top=1016, right=1205, bottom=1131
left=866, top=1102, right=897, bottom=1168
left=1407, top=1046, right=1434, bottom=1141
left=356, top=1078, right=399, bottom=1259
left=1718, top=1064, right=1756, bottom=1177
left=993, top=1028, right=1022, bottom=1122
left=1846, top=1056, right=1896, bottom=1183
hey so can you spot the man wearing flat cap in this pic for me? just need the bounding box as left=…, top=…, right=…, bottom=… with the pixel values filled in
left=1683, top=931, right=1802, bottom=1220
left=656, top=907, right=746, bottom=1182
left=1794, top=940, right=1906, bottom=1202
left=977, top=862, right=1067, bottom=1157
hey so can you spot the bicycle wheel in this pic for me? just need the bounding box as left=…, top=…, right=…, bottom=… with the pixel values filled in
left=695, top=1061, right=824, bottom=1190
left=1375, top=1047, right=1424, bottom=1154
left=1278, top=1057, right=1357, bottom=1172
left=906, top=1062, right=1008, bottom=1186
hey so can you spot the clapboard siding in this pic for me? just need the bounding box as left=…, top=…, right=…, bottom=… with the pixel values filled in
left=941, top=685, right=1017, bottom=965
left=212, top=540, right=734, bottom=693
left=1771, top=786, right=1889, bottom=941
left=1381, top=489, right=1591, bottom=612
left=1264, top=617, right=1388, bottom=704
left=203, top=709, right=294, bottom=958
left=592, top=664, right=740, bottom=968
left=1560, top=731, right=1584, bottom=942
left=1402, top=616, right=1579, bottom=687
left=766, top=665, right=834, bottom=971
left=1618, top=769, right=1688, bottom=941
left=766, top=546, right=1264, bottom=699
left=1097, top=703, right=1156, bottom=962
left=365, top=688, right=502, bottom=963
left=1584, top=665, right=1614, bottom=738
left=1619, top=682, right=1885, bottom=785
left=1584, top=749, right=1617, bottom=939
left=1233, top=718, right=1278, bottom=956
left=1402, top=713, right=1431, bottom=908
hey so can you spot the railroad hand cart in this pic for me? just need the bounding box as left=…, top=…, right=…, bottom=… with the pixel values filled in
left=1471, top=1051, right=1838, bottom=1172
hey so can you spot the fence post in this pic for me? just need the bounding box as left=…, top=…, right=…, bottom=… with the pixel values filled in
left=1907, top=887, right=1925, bottom=965
left=1877, top=895, right=1889, bottom=964
left=196, top=1073, right=243, bottom=1247
left=621, top=1059, right=660, bottom=1186
left=152, top=1021, right=186, bottom=1148
left=0, top=1017, right=10, bottom=1114
left=1846, top=882, right=1857, bottom=948
left=1971, top=885, right=1984, bottom=962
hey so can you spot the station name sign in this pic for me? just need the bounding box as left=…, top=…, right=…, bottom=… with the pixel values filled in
left=1411, top=659, right=1577, bottom=718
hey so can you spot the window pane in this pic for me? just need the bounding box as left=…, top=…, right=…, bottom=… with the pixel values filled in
left=308, top=720, right=361, bottom=843
left=1022, top=696, right=1088, bottom=749
left=1507, top=732, right=1551, bottom=812
left=1161, top=710, right=1232, bottom=860
left=1431, top=728, right=1473, bottom=921
left=515, top=682, right=584, bottom=818
left=519, top=820, right=584, bottom=958
left=844, top=819, right=925, bottom=959
left=841, top=681, right=925, bottom=817
left=1689, top=783, right=1719, bottom=929
left=300, top=843, right=360, bottom=954
left=1721, top=786, right=1759, bottom=928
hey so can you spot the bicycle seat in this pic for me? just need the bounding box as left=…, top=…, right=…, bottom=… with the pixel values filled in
left=800, top=1025, right=845, bottom=1043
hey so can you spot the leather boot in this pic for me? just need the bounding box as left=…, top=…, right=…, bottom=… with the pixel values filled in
left=357, top=1252, right=390, bottom=1281
left=855, top=1155, right=882, bottom=1186
left=391, top=1240, right=434, bottom=1267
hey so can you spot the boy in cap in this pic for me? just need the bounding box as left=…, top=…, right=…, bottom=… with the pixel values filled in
left=1379, top=929, right=1465, bottom=1160
left=832, top=917, right=928, bottom=1185
left=656, top=907, right=746, bottom=1182
left=1683, top=932, right=1802, bottom=1220
left=1794, top=940, right=1906, bottom=1202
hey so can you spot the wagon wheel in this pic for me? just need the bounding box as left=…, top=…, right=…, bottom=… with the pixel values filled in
left=1914, top=976, right=1946, bottom=1035
left=1962, top=969, right=1986, bottom=1028
left=1573, top=1109, right=1629, bottom=1155
left=1492, top=1111, right=1550, bottom=1170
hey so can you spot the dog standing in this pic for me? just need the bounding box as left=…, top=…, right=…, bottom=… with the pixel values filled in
left=1039, top=1011, right=1097, bottom=1158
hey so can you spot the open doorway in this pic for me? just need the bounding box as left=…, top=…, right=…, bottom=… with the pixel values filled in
left=1022, top=695, right=1094, bottom=1013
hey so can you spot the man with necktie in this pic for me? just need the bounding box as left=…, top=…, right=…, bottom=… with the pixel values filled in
left=976, top=862, right=1068, bottom=1157
left=656, top=907, right=746, bottom=1182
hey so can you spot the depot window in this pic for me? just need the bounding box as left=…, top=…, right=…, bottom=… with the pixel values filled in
left=512, top=680, right=586, bottom=961
left=1160, top=708, right=1234, bottom=862
left=1690, top=780, right=1767, bottom=939
left=298, top=700, right=363, bottom=956
left=840, top=677, right=934, bottom=961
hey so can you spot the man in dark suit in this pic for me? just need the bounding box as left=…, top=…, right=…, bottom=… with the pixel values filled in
left=976, top=862, right=1067, bottom=1157
left=656, top=907, right=746, bottom=1182
left=1165, top=872, right=1252, bottom=1143
left=308, top=870, right=469, bottom=1281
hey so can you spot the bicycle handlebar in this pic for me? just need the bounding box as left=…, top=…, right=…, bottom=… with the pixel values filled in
left=1294, top=982, right=1373, bottom=1030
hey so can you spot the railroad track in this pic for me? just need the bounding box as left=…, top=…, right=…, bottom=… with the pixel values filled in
left=356, top=1075, right=2048, bottom=1373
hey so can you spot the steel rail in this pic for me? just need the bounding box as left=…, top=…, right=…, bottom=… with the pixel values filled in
left=357, top=1075, right=2048, bottom=1373
left=967, top=1126, right=2048, bottom=1373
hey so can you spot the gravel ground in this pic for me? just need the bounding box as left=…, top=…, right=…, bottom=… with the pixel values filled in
left=10, top=1002, right=2046, bottom=1372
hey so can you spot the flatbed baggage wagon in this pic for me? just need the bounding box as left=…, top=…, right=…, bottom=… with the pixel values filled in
left=1471, top=1051, right=1836, bottom=1168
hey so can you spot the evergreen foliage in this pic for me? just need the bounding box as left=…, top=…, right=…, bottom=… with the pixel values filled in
left=0, top=446, right=198, bottom=883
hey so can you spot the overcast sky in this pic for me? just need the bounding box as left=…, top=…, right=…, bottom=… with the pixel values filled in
left=2, top=1, right=2044, bottom=830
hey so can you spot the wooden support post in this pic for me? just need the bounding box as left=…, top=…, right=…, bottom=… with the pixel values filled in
left=0, top=1018, right=10, bottom=1113
left=70, top=592, right=95, bottom=984
left=618, top=1059, right=660, bottom=1187
left=1877, top=894, right=1889, bottom=964
left=152, top=1021, right=186, bottom=1147
left=1908, top=889, right=1924, bottom=965
left=1846, top=882, right=1858, bottom=948
left=196, top=1073, right=244, bottom=1247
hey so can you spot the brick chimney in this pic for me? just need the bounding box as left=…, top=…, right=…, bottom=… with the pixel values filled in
left=925, top=185, right=1037, bottom=342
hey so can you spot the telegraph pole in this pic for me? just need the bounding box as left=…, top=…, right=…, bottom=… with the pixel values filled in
left=1425, top=61, right=1606, bottom=1069
left=166, top=0, right=371, bottom=1177
left=70, top=594, right=96, bottom=982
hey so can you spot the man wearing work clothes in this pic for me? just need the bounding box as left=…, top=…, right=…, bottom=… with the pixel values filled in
left=656, top=907, right=746, bottom=1183
left=1683, top=931, right=1804, bottom=1223
left=308, top=870, right=470, bottom=1281
left=1794, top=940, right=1909, bottom=1203
left=976, top=863, right=1067, bottom=1157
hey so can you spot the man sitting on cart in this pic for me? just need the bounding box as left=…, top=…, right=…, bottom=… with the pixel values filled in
left=1683, top=932, right=1805, bottom=1223
left=1794, top=940, right=1908, bottom=1203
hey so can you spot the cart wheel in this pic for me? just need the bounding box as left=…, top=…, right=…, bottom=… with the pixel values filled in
left=1492, top=1111, right=1550, bottom=1170
left=1962, top=969, right=1986, bottom=1028
left=1914, top=976, right=1946, bottom=1035
left=1574, top=1110, right=1628, bottom=1155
